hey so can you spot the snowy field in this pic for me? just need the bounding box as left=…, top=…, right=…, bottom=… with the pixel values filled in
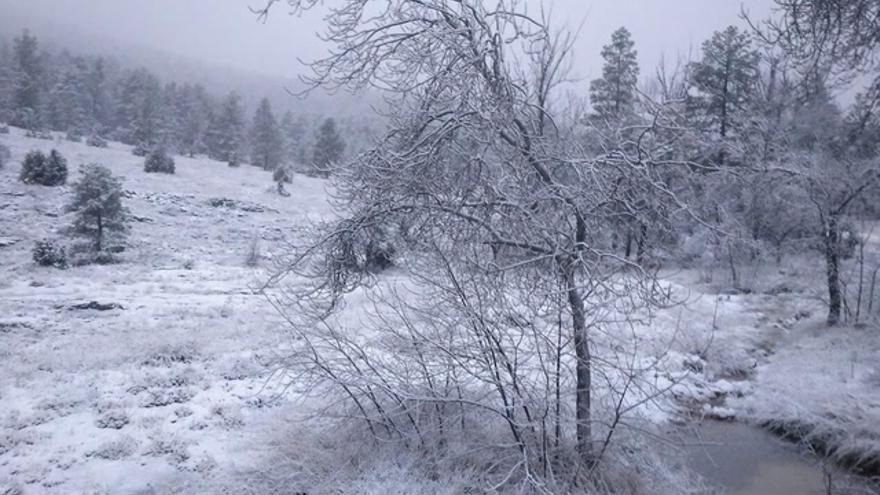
left=1, top=127, right=879, bottom=492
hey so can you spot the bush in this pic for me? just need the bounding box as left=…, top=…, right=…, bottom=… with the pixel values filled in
left=32, top=240, right=67, bottom=268
left=272, top=166, right=292, bottom=184
left=19, top=150, right=68, bottom=186
left=144, top=149, right=175, bottom=174
left=0, top=124, right=9, bottom=134
left=65, top=130, right=83, bottom=142
left=0, top=143, right=9, bottom=169
left=86, top=135, right=108, bottom=148
left=132, top=143, right=150, bottom=157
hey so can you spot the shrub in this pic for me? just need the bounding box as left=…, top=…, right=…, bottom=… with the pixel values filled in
left=0, top=124, right=9, bottom=134
left=0, top=143, right=9, bottom=169
left=144, top=149, right=175, bottom=174
left=32, top=240, right=67, bottom=268
left=272, top=166, right=292, bottom=184
left=65, top=130, right=82, bottom=142
left=132, top=143, right=150, bottom=157
left=86, top=135, right=108, bottom=148
left=245, top=235, right=261, bottom=267
left=19, top=150, right=68, bottom=186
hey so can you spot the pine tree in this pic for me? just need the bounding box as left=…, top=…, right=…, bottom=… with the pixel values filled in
left=84, top=58, right=111, bottom=134
left=0, top=40, right=15, bottom=123
left=11, top=30, right=43, bottom=129
left=249, top=97, right=284, bottom=170
left=589, top=27, right=639, bottom=121
left=312, top=117, right=345, bottom=176
left=47, top=59, right=90, bottom=134
left=281, top=111, right=307, bottom=165
left=179, top=84, right=213, bottom=157
left=66, top=164, right=129, bottom=254
left=157, top=82, right=182, bottom=151
left=689, top=26, right=760, bottom=140
left=206, top=91, right=245, bottom=164
left=116, top=68, right=162, bottom=147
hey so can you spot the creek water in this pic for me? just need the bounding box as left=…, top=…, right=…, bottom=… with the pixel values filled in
left=681, top=420, right=877, bottom=495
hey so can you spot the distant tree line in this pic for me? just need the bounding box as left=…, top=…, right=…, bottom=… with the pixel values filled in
left=0, top=30, right=356, bottom=175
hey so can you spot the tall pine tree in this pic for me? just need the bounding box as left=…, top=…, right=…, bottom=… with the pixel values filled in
left=589, top=27, right=639, bottom=121
left=11, top=30, right=43, bottom=129
left=207, top=91, right=246, bottom=164
left=249, top=97, right=284, bottom=170
left=689, top=26, right=760, bottom=141
left=312, top=117, right=345, bottom=176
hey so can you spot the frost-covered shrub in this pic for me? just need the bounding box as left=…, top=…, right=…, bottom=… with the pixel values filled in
left=142, top=343, right=199, bottom=367
left=144, top=149, right=175, bottom=174
left=88, top=436, right=138, bottom=460
left=86, top=135, right=108, bottom=148
left=132, top=143, right=150, bottom=157
left=18, top=149, right=68, bottom=186
left=65, top=129, right=82, bottom=142
left=245, top=235, right=260, bottom=267
left=272, top=166, right=292, bottom=184
left=32, top=240, right=67, bottom=268
left=95, top=411, right=130, bottom=430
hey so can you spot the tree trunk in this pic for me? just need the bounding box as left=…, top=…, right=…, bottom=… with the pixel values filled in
left=96, top=213, right=103, bottom=253
left=636, top=223, right=648, bottom=264
left=824, top=216, right=842, bottom=326
left=624, top=230, right=633, bottom=259
left=565, top=267, right=592, bottom=467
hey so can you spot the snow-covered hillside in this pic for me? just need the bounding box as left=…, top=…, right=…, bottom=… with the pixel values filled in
left=1, top=127, right=878, bottom=493
left=0, top=128, right=334, bottom=493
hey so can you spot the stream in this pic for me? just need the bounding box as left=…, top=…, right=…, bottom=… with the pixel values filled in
left=681, top=420, right=878, bottom=494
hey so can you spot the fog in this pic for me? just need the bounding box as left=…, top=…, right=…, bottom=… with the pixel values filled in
left=1, top=0, right=773, bottom=82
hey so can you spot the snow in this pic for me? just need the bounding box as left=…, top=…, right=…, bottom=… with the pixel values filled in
left=1, top=126, right=878, bottom=492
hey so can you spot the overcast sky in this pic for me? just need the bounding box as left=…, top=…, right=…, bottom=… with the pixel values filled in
left=1, top=0, right=775, bottom=83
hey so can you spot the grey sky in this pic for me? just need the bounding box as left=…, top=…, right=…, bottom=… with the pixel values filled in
left=2, top=0, right=775, bottom=83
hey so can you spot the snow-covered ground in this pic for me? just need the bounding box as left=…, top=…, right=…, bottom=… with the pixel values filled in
left=0, top=128, right=333, bottom=493
left=1, top=127, right=878, bottom=493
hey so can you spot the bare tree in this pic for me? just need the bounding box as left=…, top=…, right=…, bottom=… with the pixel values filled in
left=258, top=0, right=693, bottom=488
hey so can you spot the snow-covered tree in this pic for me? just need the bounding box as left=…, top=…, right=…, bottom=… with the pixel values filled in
left=11, top=30, right=43, bottom=129
left=589, top=27, right=639, bottom=121
left=689, top=26, right=760, bottom=162
left=281, top=110, right=307, bottom=166
left=206, top=91, right=246, bottom=164
left=311, top=117, right=345, bottom=176
left=66, top=163, right=129, bottom=254
left=249, top=97, right=284, bottom=170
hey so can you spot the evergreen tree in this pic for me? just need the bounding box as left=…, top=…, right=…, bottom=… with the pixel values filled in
left=281, top=111, right=307, bottom=165
left=249, top=97, right=284, bottom=170
left=47, top=58, right=90, bottom=133
left=0, top=40, right=15, bottom=123
left=206, top=91, right=245, bottom=164
left=157, top=82, right=182, bottom=151
left=11, top=30, right=43, bottom=129
left=689, top=26, right=760, bottom=140
left=179, top=84, right=213, bottom=157
left=66, top=164, right=129, bottom=254
left=589, top=27, right=639, bottom=120
left=116, top=68, right=162, bottom=146
left=312, top=117, right=345, bottom=176
left=84, top=58, right=110, bottom=133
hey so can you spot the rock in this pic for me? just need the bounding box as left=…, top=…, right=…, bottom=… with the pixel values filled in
left=68, top=301, right=124, bottom=311
left=0, top=237, right=20, bottom=248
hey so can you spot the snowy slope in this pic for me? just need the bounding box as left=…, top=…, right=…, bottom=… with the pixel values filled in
left=0, top=127, right=333, bottom=493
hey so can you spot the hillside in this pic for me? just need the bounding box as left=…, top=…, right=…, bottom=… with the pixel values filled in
left=0, top=128, right=332, bottom=493
left=0, top=128, right=879, bottom=494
